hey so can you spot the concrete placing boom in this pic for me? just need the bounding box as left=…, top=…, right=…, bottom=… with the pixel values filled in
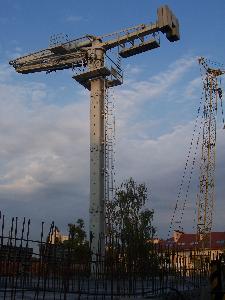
left=9, top=5, right=180, bottom=255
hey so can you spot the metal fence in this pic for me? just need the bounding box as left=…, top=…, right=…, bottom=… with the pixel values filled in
left=0, top=212, right=221, bottom=299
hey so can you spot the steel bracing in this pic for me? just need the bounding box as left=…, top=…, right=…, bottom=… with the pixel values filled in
left=197, top=58, right=225, bottom=248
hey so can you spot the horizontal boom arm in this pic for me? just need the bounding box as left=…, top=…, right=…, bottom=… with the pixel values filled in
left=9, top=5, right=180, bottom=74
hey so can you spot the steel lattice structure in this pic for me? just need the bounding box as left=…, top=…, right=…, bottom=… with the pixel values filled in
left=197, top=57, right=225, bottom=248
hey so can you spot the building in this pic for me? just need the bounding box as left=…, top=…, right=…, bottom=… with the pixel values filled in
left=160, top=230, right=225, bottom=270
left=47, top=227, right=68, bottom=244
left=164, top=230, right=225, bottom=252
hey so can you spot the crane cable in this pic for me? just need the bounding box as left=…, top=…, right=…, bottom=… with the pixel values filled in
left=168, top=57, right=225, bottom=240
left=167, top=58, right=210, bottom=238
left=167, top=88, right=204, bottom=238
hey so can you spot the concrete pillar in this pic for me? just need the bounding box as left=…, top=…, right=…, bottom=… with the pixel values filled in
left=88, top=46, right=105, bottom=255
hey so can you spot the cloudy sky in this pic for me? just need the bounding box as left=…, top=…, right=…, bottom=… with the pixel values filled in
left=0, top=0, right=224, bottom=239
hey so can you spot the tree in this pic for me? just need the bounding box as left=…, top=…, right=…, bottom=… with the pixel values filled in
left=63, top=218, right=90, bottom=263
left=106, top=178, right=156, bottom=270
left=67, top=218, right=87, bottom=246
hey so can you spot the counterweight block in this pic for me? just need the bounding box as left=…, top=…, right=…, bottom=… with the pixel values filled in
left=157, top=5, right=180, bottom=42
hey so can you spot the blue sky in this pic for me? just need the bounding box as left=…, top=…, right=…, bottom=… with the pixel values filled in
left=0, top=0, right=224, bottom=239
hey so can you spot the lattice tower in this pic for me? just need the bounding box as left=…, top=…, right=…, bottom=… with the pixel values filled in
left=168, top=58, right=225, bottom=249
left=197, top=57, right=225, bottom=248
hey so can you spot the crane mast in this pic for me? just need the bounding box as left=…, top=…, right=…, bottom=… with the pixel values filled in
left=197, top=57, right=225, bottom=249
left=9, top=5, right=180, bottom=255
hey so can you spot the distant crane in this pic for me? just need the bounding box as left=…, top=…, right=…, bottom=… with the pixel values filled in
left=168, top=57, right=225, bottom=252
left=9, top=5, right=180, bottom=254
left=197, top=57, right=225, bottom=249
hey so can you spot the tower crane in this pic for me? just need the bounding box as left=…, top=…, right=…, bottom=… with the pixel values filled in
left=168, top=58, right=225, bottom=256
left=9, top=5, right=180, bottom=255
left=197, top=57, right=225, bottom=249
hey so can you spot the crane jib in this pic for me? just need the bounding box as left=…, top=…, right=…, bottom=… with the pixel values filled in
left=9, top=5, right=180, bottom=75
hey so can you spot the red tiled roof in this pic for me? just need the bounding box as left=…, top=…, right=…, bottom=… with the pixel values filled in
left=210, top=232, right=225, bottom=249
left=160, top=231, right=225, bottom=250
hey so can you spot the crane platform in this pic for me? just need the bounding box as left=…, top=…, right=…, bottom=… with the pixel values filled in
left=73, top=66, right=123, bottom=90
left=119, top=38, right=160, bottom=58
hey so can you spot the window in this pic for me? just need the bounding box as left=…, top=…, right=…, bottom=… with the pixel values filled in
left=216, top=240, right=225, bottom=244
left=190, top=242, right=198, bottom=245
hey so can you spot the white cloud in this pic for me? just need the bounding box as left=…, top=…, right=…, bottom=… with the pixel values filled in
left=184, top=76, right=201, bottom=98
left=0, top=64, right=14, bottom=82
left=0, top=68, right=89, bottom=195
left=0, top=55, right=224, bottom=238
left=116, top=56, right=196, bottom=120
left=65, top=15, right=86, bottom=23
